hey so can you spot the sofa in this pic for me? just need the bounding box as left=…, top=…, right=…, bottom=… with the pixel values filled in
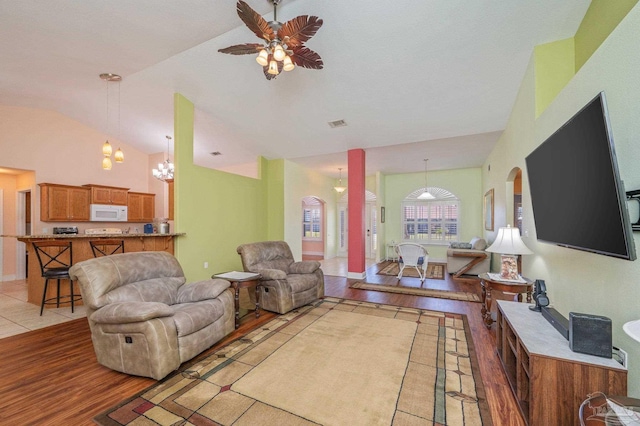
left=237, top=241, right=324, bottom=314
left=69, top=251, right=235, bottom=380
left=446, top=237, right=491, bottom=277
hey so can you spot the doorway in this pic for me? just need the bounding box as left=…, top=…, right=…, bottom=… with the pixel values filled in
left=337, top=190, right=378, bottom=259
left=302, top=196, right=325, bottom=260
left=506, top=168, right=523, bottom=233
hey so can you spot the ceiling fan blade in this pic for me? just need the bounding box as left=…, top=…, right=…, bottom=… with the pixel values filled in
left=279, top=15, right=323, bottom=48
left=291, top=46, right=324, bottom=70
left=218, top=43, right=264, bottom=55
left=237, top=0, right=274, bottom=42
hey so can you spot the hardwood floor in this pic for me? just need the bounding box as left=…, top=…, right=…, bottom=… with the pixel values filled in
left=0, top=263, right=524, bottom=425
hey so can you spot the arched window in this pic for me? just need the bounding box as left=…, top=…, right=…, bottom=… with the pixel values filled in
left=302, top=196, right=322, bottom=240
left=402, top=187, right=459, bottom=243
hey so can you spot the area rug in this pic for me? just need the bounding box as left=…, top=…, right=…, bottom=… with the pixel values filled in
left=95, top=297, right=492, bottom=426
left=350, top=282, right=481, bottom=302
left=378, top=262, right=446, bottom=280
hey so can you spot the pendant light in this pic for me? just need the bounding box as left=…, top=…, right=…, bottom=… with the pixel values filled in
left=334, top=168, right=346, bottom=193
left=417, top=159, right=435, bottom=200
left=100, top=73, right=124, bottom=169
left=152, top=135, right=175, bottom=182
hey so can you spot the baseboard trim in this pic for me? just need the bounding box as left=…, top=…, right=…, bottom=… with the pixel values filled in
left=2, top=274, right=17, bottom=282
left=302, top=251, right=324, bottom=256
left=347, top=271, right=367, bottom=280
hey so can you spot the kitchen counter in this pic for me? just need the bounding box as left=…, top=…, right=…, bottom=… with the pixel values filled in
left=2, top=233, right=185, bottom=308
left=2, top=233, right=185, bottom=239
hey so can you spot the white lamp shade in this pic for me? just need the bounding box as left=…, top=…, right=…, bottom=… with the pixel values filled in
left=623, top=319, right=640, bottom=343
left=114, top=148, right=124, bottom=163
left=486, top=226, right=533, bottom=255
left=268, top=60, right=279, bottom=75
left=273, top=44, right=286, bottom=61
left=102, top=140, right=112, bottom=157
left=256, top=49, right=269, bottom=66
left=417, top=191, right=435, bottom=200
left=283, top=55, right=295, bottom=71
left=102, top=156, right=112, bottom=170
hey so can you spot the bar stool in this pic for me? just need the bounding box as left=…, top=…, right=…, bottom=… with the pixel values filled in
left=89, top=239, right=125, bottom=257
left=32, top=240, right=80, bottom=316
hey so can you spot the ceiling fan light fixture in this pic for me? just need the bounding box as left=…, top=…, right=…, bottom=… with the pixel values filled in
left=256, top=49, right=269, bottom=66
left=283, top=55, right=295, bottom=71
left=268, top=60, right=279, bottom=75
left=273, top=44, right=286, bottom=61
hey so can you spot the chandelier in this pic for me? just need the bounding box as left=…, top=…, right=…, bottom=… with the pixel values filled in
left=218, top=0, right=323, bottom=80
left=100, top=73, right=124, bottom=170
left=334, top=168, right=346, bottom=193
left=152, top=136, right=174, bottom=182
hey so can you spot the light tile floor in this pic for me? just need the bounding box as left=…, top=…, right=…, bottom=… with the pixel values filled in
left=0, top=279, right=86, bottom=339
left=0, top=257, right=372, bottom=339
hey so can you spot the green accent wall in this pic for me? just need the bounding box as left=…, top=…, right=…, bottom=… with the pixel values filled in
left=173, top=93, right=277, bottom=281
left=384, top=167, right=483, bottom=261
left=534, top=0, right=638, bottom=117
left=534, top=38, right=575, bottom=118
left=575, top=0, right=639, bottom=71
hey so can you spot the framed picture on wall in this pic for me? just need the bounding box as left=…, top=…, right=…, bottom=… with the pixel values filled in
left=484, top=189, right=494, bottom=231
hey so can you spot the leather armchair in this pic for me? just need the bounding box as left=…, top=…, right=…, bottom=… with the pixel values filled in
left=236, top=241, right=324, bottom=314
left=69, top=251, right=235, bottom=380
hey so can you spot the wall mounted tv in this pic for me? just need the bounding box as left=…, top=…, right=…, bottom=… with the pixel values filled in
left=525, top=92, right=636, bottom=261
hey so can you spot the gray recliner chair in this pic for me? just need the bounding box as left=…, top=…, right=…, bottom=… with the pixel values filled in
left=69, top=251, right=235, bottom=380
left=236, top=241, right=324, bottom=314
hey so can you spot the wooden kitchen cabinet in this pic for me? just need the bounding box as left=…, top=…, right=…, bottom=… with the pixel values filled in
left=83, top=184, right=129, bottom=205
left=127, top=192, right=155, bottom=222
left=39, top=183, right=91, bottom=221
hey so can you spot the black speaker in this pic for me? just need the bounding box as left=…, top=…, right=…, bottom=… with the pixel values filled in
left=542, top=307, right=569, bottom=340
left=569, top=312, right=612, bottom=358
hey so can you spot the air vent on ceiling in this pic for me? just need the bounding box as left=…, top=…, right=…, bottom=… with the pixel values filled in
left=210, top=151, right=222, bottom=156
left=328, top=119, right=347, bottom=128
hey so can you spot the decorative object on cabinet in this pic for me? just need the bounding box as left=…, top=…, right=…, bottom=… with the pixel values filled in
left=99, top=73, right=124, bottom=170
left=486, top=225, right=532, bottom=280
left=218, top=0, right=323, bottom=80
left=152, top=135, right=175, bottom=182
left=32, top=240, right=80, bottom=315
left=484, top=188, right=494, bottom=230
left=333, top=167, right=346, bottom=193
left=417, top=159, right=435, bottom=200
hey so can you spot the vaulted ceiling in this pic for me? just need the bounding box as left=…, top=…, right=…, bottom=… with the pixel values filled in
left=0, top=0, right=590, bottom=177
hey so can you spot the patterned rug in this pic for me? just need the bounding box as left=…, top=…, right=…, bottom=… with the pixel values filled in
left=350, top=282, right=481, bottom=302
left=95, top=298, right=492, bottom=426
left=378, top=262, right=446, bottom=280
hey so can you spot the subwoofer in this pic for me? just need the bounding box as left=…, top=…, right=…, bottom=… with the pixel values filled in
left=569, top=312, right=612, bottom=358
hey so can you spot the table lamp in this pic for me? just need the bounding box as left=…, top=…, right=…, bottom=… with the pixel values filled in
left=486, top=225, right=533, bottom=280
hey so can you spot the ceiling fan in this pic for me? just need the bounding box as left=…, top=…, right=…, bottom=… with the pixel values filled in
left=218, top=0, right=323, bottom=80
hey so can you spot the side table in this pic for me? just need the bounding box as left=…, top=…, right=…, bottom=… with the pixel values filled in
left=213, top=271, right=262, bottom=329
left=478, top=272, right=533, bottom=329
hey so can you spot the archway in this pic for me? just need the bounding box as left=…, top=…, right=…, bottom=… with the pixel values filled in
left=506, top=168, right=523, bottom=233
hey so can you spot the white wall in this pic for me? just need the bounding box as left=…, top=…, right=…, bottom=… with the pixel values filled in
left=484, top=4, right=640, bottom=396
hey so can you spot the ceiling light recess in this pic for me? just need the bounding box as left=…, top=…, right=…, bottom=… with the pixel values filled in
left=328, top=119, right=347, bottom=128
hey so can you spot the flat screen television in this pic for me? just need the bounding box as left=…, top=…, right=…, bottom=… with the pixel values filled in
left=525, top=92, right=636, bottom=260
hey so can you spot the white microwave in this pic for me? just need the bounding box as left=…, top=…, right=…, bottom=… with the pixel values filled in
left=90, top=204, right=128, bottom=222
